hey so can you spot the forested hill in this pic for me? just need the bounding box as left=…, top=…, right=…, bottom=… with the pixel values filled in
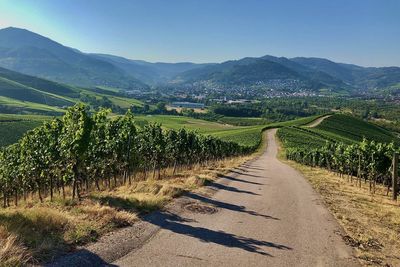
left=174, top=56, right=351, bottom=93
left=174, top=56, right=400, bottom=94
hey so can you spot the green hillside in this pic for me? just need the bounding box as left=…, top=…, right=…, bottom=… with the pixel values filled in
left=0, top=27, right=148, bottom=89
left=313, top=114, right=397, bottom=144
left=0, top=114, right=51, bottom=147
left=0, top=66, right=144, bottom=115
left=0, top=76, right=73, bottom=107
left=277, top=114, right=399, bottom=150
left=0, top=66, right=78, bottom=97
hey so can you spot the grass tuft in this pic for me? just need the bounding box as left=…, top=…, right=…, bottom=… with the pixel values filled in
left=0, top=228, right=31, bottom=266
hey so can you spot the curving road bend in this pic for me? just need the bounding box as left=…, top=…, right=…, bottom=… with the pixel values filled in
left=305, top=115, right=332, bottom=128
left=113, top=130, right=360, bottom=267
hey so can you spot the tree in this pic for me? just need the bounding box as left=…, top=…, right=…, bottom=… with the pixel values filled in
left=156, top=102, right=167, bottom=114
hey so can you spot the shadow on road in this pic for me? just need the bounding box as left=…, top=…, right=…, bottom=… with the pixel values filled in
left=237, top=166, right=265, bottom=171
left=220, top=174, right=264, bottom=185
left=207, top=181, right=260, bottom=196
left=46, top=249, right=117, bottom=267
left=146, top=211, right=291, bottom=257
left=186, top=192, right=279, bottom=220
left=229, top=169, right=264, bottom=178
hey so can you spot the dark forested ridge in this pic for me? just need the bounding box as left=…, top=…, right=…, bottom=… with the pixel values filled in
left=175, top=56, right=400, bottom=94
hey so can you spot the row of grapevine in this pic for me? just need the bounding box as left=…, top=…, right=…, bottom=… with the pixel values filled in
left=283, top=137, right=399, bottom=193
left=0, top=104, right=252, bottom=207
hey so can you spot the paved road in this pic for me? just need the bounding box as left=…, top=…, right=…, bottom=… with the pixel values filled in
left=114, top=130, right=360, bottom=267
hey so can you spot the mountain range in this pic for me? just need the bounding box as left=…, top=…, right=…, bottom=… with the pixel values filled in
left=0, top=27, right=399, bottom=94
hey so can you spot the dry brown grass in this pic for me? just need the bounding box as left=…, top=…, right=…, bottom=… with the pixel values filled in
left=0, top=153, right=254, bottom=265
left=0, top=203, right=137, bottom=263
left=0, top=227, right=31, bottom=267
left=283, top=159, right=400, bottom=266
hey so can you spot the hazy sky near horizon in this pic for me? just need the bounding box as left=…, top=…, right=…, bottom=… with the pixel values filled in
left=0, top=0, right=399, bottom=66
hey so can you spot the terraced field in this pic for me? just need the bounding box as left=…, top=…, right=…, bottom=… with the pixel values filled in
left=277, top=114, right=400, bottom=150
left=276, top=126, right=329, bottom=149
left=0, top=114, right=52, bottom=147
left=314, top=114, right=397, bottom=144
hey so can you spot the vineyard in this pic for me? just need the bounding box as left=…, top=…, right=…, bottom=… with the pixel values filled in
left=0, top=104, right=254, bottom=207
left=0, top=112, right=326, bottom=149
left=278, top=114, right=400, bottom=195
left=314, top=114, right=398, bottom=144
left=0, top=114, right=250, bottom=148
left=0, top=114, right=50, bottom=147
left=0, top=110, right=332, bottom=207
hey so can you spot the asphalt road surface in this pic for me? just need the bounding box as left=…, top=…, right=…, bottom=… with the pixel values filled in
left=113, top=129, right=360, bottom=267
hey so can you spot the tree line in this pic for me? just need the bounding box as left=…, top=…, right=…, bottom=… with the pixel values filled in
left=0, top=104, right=252, bottom=207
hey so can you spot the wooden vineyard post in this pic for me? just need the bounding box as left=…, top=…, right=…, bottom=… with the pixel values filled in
left=358, top=153, right=362, bottom=188
left=393, top=153, right=398, bottom=201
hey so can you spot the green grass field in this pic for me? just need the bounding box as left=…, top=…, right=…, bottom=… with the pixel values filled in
left=211, top=126, right=264, bottom=148
left=135, top=115, right=238, bottom=133
left=216, top=116, right=268, bottom=126
left=0, top=96, right=66, bottom=114
left=0, top=114, right=53, bottom=121
left=80, top=88, right=144, bottom=108
left=134, top=115, right=264, bottom=148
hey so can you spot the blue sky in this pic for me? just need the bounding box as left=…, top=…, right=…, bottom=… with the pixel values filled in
left=0, top=0, right=399, bottom=66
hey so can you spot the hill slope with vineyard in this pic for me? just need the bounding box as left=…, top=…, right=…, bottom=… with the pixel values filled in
left=277, top=113, right=399, bottom=201
left=278, top=114, right=399, bottom=149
